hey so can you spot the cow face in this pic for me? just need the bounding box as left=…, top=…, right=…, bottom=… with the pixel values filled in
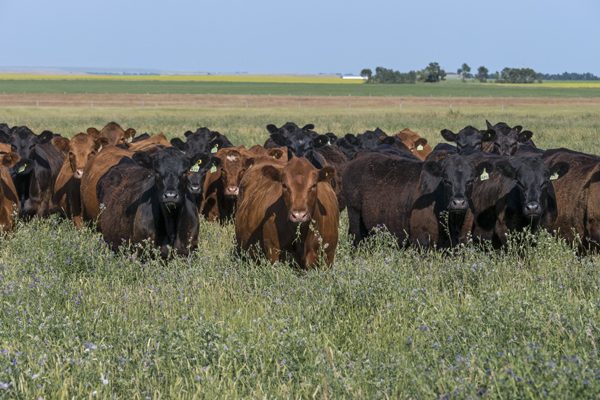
left=87, top=122, right=136, bottom=147
left=424, top=154, right=493, bottom=213
left=7, top=127, right=53, bottom=161
left=133, top=147, right=200, bottom=207
left=188, top=156, right=221, bottom=196
left=486, top=121, right=533, bottom=156
left=495, top=157, right=570, bottom=220
left=336, top=134, right=361, bottom=160
left=262, top=158, right=335, bottom=224
left=171, top=133, right=223, bottom=159
left=271, top=130, right=328, bottom=161
left=216, top=149, right=255, bottom=198
left=53, top=134, right=109, bottom=179
left=441, top=126, right=496, bottom=152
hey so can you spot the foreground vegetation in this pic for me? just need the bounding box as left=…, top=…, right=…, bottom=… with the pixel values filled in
left=2, top=79, right=600, bottom=98
left=1, top=107, right=600, bottom=398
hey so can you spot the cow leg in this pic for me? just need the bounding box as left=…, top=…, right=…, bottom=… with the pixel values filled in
left=346, top=205, right=366, bottom=246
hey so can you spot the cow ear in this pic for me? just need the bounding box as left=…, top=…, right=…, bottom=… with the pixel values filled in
left=51, top=137, right=70, bottom=152
left=209, top=138, right=224, bottom=153
left=475, top=161, right=494, bottom=179
left=10, top=159, right=34, bottom=178
left=261, top=165, right=281, bottom=182
left=1, top=152, right=20, bottom=168
left=415, top=138, right=428, bottom=148
left=0, top=131, right=9, bottom=144
left=313, top=135, right=329, bottom=148
left=381, top=136, right=395, bottom=145
left=268, top=148, right=284, bottom=159
left=270, top=133, right=287, bottom=147
left=190, top=154, right=210, bottom=171
left=87, top=127, right=100, bottom=139
left=39, top=130, right=53, bottom=144
left=518, top=130, right=533, bottom=143
left=482, top=129, right=497, bottom=142
left=132, top=151, right=153, bottom=169
left=318, top=166, right=335, bottom=183
left=486, top=120, right=493, bottom=130
left=183, top=130, right=193, bottom=138
left=440, top=129, right=457, bottom=142
left=170, top=137, right=187, bottom=151
left=374, top=127, right=387, bottom=136
left=495, top=160, right=516, bottom=180
left=243, top=157, right=255, bottom=169
left=548, top=161, right=570, bottom=181
left=513, top=125, right=523, bottom=133
left=423, top=161, right=442, bottom=177
left=266, top=124, right=279, bottom=134
left=302, top=124, right=315, bottom=131
left=94, top=137, right=109, bottom=151
left=210, top=156, right=222, bottom=169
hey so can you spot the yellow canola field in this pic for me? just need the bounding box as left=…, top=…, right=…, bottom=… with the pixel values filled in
left=0, top=74, right=363, bottom=84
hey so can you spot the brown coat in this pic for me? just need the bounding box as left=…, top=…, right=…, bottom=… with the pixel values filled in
left=0, top=152, right=21, bottom=232
left=128, top=133, right=171, bottom=152
left=87, top=122, right=136, bottom=147
left=52, top=134, right=109, bottom=228
left=236, top=157, right=339, bottom=269
left=80, top=145, right=135, bottom=225
left=395, top=128, right=432, bottom=161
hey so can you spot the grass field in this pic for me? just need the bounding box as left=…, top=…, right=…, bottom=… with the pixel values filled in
left=2, top=79, right=600, bottom=98
left=1, top=106, right=600, bottom=398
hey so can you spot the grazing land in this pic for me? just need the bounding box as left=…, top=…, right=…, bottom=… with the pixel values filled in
left=1, top=102, right=600, bottom=398
left=2, top=78, right=600, bottom=98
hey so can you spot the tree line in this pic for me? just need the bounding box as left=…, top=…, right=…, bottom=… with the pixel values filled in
left=361, top=63, right=599, bottom=84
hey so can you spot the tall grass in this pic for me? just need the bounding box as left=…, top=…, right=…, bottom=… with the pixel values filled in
left=0, top=109, right=599, bottom=398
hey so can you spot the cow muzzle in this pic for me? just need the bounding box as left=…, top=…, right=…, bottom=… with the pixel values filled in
left=226, top=186, right=239, bottom=196
left=289, top=210, right=311, bottom=224
left=523, top=202, right=542, bottom=217
left=448, top=197, right=468, bottom=212
left=162, top=190, right=180, bottom=204
left=73, top=169, right=84, bottom=179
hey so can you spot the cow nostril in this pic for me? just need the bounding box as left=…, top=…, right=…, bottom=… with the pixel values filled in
left=163, top=191, right=179, bottom=200
left=526, top=202, right=541, bottom=212
left=451, top=198, right=467, bottom=209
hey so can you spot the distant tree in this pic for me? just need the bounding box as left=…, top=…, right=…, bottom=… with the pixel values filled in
left=536, top=73, right=543, bottom=84
left=364, top=67, right=416, bottom=84
left=457, top=63, right=471, bottom=82
left=360, top=68, right=372, bottom=81
left=474, top=66, right=489, bottom=83
left=496, top=67, right=543, bottom=84
left=419, top=62, right=446, bottom=83
left=494, top=71, right=501, bottom=83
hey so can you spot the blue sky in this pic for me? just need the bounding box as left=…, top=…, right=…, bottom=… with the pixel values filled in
left=1, top=0, right=598, bottom=75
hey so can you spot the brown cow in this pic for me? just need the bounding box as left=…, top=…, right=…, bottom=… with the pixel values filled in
left=80, top=145, right=135, bottom=225
left=236, top=157, right=339, bottom=269
left=0, top=143, right=10, bottom=153
left=0, top=152, right=21, bottom=232
left=248, top=144, right=288, bottom=162
left=395, top=128, right=432, bottom=161
left=201, top=146, right=255, bottom=222
left=52, top=134, right=109, bottom=228
left=87, top=122, right=136, bottom=147
left=128, top=133, right=171, bottom=152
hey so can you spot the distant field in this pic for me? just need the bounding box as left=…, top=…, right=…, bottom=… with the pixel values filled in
left=2, top=79, right=600, bottom=97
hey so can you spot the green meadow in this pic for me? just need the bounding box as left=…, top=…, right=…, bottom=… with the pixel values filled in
left=1, top=79, right=600, bottom=98
left=0, top=106, right=600, bottom=398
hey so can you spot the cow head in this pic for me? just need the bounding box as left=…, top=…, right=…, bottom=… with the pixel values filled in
left=5, top=126, right=53, bottom=161
left=441, top=126, right=496, bottom=152
left=215, top=149, right=255, bottom=197
left=270, top=129, right=329, bottom=161
left=261, top=157, right=335, bottom=224
left=485, top=120, right=534, bottom=156
left=358, top=129, right=389, bottom=150
left=132, top=147, right=202, bottom=208
left=171, top=131, right=224, bottom=159
left=87, top=122, right=136, bottom=147
left=495, top=157, right=570, bottom=221
left=188, top=155, right=221, bottom=197
left=52, top=134, right=109, bottom=179
left=424, top=154, right=494, bottom=213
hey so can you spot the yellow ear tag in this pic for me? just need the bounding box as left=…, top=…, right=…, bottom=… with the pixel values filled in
left=550, top=172, right=559, bottom=180
left=18, top=163, right=26, bottom=173
left=325, top=172, right=328, bottom=177
left=417, top=144, right=424, bottom=151
left=480, top=168, right=489, bottom=181
left=210, top=165, right=217, bottom=173
left=190, top=164, right=199, bottom=173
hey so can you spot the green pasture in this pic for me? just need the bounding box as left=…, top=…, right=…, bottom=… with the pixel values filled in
left=0, top=108, right=600, bottom=398
left=2, top=79, right=600, bottom=97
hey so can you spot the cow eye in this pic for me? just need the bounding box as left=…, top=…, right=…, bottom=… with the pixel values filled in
left=310, top=184, right=317, bottom=190
left=282, top=183, right=288, bottom=190
left=11, top=145, right=16, bottom=151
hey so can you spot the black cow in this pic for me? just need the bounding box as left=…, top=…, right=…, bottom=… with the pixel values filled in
left=97, top=147, right=206, bottom=258
left=469, top=154, right=569, bottom=248
left=440, top=126, right=496, bottom=152
left=0, top=123, right=10, bottom=137
left=336, top=130, right=410, bottom=160
left=482, top=120, right=536, bottom=155
left=1, top=126, right=65, bottom=217
left=170, top=127, right=233, bottom=159
left=343, top=151, right=493, bottom=248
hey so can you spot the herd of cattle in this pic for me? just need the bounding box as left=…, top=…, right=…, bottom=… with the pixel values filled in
left=0, top=120, right=598, bottom=268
